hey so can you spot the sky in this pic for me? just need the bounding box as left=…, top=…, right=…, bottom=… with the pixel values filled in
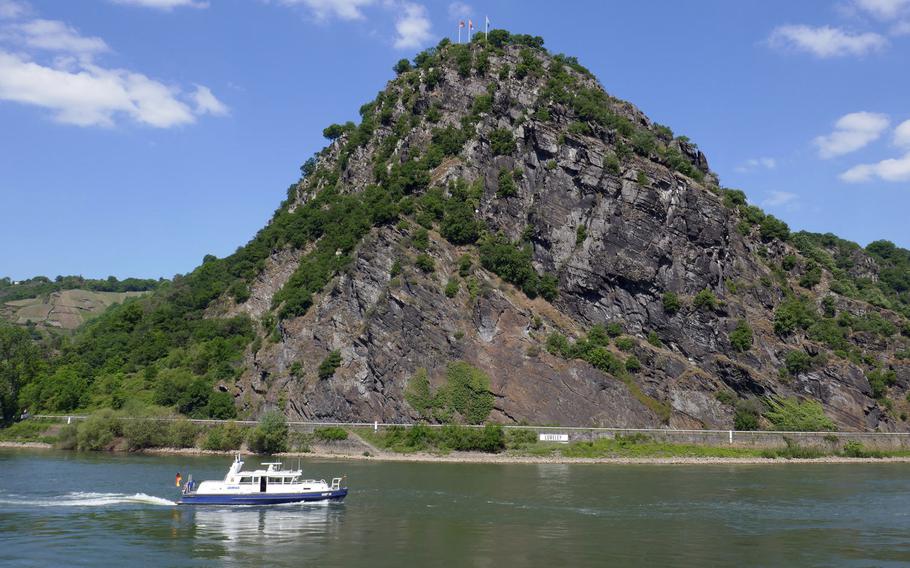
left=1, top=0, right=909, bottom=281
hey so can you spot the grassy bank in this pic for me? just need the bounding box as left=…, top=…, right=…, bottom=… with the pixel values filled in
left=6, top=418, right=910, bottom=462
left=356, top=426, right=910, bottom=460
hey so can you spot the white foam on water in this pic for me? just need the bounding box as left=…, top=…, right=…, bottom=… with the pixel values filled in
left=0, top=491, right=176, bottom=507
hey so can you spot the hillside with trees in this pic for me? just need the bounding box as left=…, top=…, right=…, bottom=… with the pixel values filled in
left=2, top=30, right=909, bottom=432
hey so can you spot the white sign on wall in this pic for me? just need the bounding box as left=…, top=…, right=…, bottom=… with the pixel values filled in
left=539, top=433, right=569, bottom=443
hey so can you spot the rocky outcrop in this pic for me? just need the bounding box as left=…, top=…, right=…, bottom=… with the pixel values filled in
left=224, top=41, right=909, bottom=431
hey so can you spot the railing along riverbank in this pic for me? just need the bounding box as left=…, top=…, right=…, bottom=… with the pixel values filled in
left=29, top=414, right=910, bottom=450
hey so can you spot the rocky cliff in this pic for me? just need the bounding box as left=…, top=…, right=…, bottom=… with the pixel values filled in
left=192, top=34, right=910, bottom=432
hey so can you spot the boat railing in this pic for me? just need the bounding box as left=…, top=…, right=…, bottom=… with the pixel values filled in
left=331, top=477, right=345, bottom=490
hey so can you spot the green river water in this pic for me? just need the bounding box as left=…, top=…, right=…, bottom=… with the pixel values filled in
left=1, top=449, right=909, bottom=567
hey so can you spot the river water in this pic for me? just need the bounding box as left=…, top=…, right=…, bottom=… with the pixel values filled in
left=2, top=449, right=910, bottom=567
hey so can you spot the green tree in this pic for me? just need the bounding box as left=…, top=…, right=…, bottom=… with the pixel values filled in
left=76, top=409, right=121, bottom=451
left=246, top=411, right=289, bottom=455
left=322, top=122, right=352, bottom=140
left=774, top=296, right=817, bottom=336
left=441, top=201, right=481, bottom=245
left=759, top=215, right=790, bottom=241
left=0, top=323, right=45, bottom=422
left=206, top=391, right=237, bottom=419
left=393, top=58, right=412, bottom=74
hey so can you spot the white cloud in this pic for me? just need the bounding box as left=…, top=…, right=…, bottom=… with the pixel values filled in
left=0, top=51, right=208, bottom=127
left=841, top=151, right=910, bottom=182
left=10, top=19, right=109, bottom=57
left=894, top=119, right=910, bottom=147
left=280, top=0, right=375, bottom=21
left=192, top=84, right=228, bottom=116
left=0, top=0, right=28, bottom=19
left=892, top=20, right=910, bottom=34
left=762, top=191, right=799, bottom=208
left=393, top=2, right=432, bottom=49
left=813, top=112, right=890, bottom=158
left=735, top=157, right=777, bottom=173
left=110, top=0, right=209, bottom=10
left=853, top=0, right=910, bottom=20
left=768, top=24, right=887, bottom=57
left=448, top=1, right=471, bottom=19
left=0, top=4, right=225, bottom=128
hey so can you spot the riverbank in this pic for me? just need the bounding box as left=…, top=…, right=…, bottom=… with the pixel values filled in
left=6, top=440, right=910, bottom=465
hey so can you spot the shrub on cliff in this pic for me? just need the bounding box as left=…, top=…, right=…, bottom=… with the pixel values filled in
left=783, top=350, right=812, bottom=376
left=318, top=350, right=342, bottom=379
left=489, top=128, right=515, bottom=156
left=443, top=362, right=494, bottom=424
left=662, top=292, right=681, bottom=314
left=733, top=399, right=762, bottom=431
left=729, top=320, right=753, bottom=352
left=693, top=289, right=718, bottom=311
left=497, top=169, right=517, bottom=198
left=765, top=397, right=835, bottom=432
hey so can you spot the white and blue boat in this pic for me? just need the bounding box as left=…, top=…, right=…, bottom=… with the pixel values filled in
left=178, top=455, right=347, bottom=505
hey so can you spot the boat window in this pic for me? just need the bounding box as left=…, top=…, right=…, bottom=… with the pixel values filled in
left=268, top=477, right=283, bottom=484
left=239, top=477, right=253, bottom=484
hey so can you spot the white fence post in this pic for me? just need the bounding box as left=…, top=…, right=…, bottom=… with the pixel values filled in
left=374, top=420, right=378, bottom=432
left=729, top=430, right=733, bottom=444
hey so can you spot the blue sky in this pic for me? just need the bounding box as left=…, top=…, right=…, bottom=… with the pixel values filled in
left=2, top=0, right=909, bottom=280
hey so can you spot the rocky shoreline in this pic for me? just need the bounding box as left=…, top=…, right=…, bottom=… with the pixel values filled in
left=5, top=441, right=910, bottom=465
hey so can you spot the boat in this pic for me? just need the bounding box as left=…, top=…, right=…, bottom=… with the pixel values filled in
left=177, top=454, right=347, bottom=505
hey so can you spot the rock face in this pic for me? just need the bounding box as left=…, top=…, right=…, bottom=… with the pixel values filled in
left=212, top=40, right=909, bottom=431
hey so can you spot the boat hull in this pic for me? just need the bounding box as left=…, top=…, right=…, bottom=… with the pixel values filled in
left=178, top=488, right=347, bottom=505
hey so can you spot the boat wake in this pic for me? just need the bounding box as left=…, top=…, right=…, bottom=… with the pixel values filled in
left=0, top=491, right=176, bottom=507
